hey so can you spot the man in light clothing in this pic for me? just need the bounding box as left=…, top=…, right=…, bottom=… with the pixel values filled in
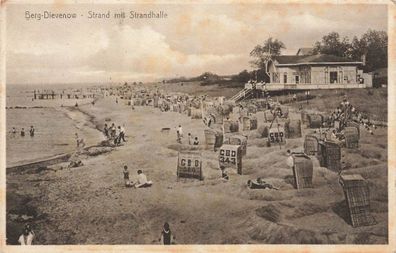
left=177, top=125, right=183, bottom=137
left=135, top=170, right=153, bottom=188
left=286, top=150, right=294, bottom=169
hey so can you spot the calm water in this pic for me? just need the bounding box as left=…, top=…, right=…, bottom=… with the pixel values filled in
left=6, top=83, right=104, bottom=167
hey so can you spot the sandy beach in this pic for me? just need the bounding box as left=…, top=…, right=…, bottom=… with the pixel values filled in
left=6, top=90, right=388, bottom=244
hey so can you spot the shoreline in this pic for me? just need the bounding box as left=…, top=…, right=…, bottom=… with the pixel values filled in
left=6, top=99, right=106, bottom=169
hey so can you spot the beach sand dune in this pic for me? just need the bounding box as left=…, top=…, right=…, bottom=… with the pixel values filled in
left=6, top=94, right=388, bottom=244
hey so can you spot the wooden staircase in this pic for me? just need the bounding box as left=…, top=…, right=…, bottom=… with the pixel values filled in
left=229, top=87, right=254, bottom=103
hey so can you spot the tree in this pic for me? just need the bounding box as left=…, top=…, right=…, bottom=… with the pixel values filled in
left=232, top=70, right=251, bottom=83
left=312, top=30, right=387, bottom=72
left=352, top=29, right=387, bottom=72
left=250, top=37, right=286, bottom=69
left=312, top=32, right=351, bottom=58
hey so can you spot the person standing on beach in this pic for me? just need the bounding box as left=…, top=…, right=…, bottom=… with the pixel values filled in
left=114, top=125, right=121, bottom=145
left=286, top=150, right=294, bottom=169
left=29, top=126, right=35, bottom=137
left=187, top=133, right=192, bottom=145
left=110, top=123, right=116, bottom=139
left=123, top=165, right=131, bottom=187
left=118, top=126, right=126, bottom=143
left=75, top=133, right=80, bottom=147
left=176, top=130, right=181, bottom=144
left=177, top=125, right=183, bottom=138
left=104, top=124, right=109, bottom=138
left=20, top=128, right=25, bottom=137
left=159, top=222, right=175, bottom=245
left=18, top=224, right=35, bottom=245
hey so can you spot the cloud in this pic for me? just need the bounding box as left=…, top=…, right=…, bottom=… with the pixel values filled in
left=5, top=4, right=387, bottom=84
left=88, top=24, right=248, bottom=79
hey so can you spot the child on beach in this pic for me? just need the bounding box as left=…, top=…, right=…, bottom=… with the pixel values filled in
left=159, top=222, right=176, bottom=245
left=220, top=166, right=229, bottom=181
left=187, top=133, right=192, bottom=145
left=20, top=128, right=25, bottom=137
left=176, top=131, right=181, bottom=144
left=104, top=124, right=109, bottom=138
left=123, top=165, right=132, bottom=187
left=193, top=137, right=199, bottom=145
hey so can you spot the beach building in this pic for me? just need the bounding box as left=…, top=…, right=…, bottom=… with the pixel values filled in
left=265, top=53, right=372, bottom=89
left=232, top=49, right=373, bottom=102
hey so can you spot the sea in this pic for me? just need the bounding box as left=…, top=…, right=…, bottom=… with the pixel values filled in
left=6, top=83, right=105, bottom=167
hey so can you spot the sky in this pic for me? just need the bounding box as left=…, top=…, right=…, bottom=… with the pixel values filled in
left=6, top=3, right=388, bottom=84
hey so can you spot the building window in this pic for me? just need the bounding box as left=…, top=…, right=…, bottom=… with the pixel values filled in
left=272, top=72, right=280, bottom=83
left=283, top=73, right=287, bottom=83
left=330, top=71, right=338, bottom=84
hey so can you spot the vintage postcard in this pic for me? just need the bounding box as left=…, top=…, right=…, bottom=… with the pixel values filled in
left=0, top=0, right=395, bottom=252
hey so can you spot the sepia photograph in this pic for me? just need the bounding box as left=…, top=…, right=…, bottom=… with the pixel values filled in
left=1, top=0, right=395, bottom=252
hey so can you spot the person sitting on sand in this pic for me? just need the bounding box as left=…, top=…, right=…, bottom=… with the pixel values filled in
left=29, top=126, right=35, bottom=137
left=220, top=166, right=229, bottom=181
left=135, top=170, right=153, bottom=188
left=21, top=128, right=25, bottom=137
left=193, top=137, right=199, bottom=145
left=159, top=222, right=176, bottom=245
left=18, top=224, right=35, bottom=245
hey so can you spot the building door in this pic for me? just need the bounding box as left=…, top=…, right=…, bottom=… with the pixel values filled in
left=330, top=72, right=338, bottom=84
left=295, top=76, right=299, bottom=84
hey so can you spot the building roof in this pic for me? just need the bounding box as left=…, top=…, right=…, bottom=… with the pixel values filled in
left=296, top=47, right=313, bottom=56
left=272, top=54, right=363, bottom=66
left=340, top=174, right=365, bottom=181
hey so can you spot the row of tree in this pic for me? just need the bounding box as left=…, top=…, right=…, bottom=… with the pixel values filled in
left=250, top=29, right=387, bottom=73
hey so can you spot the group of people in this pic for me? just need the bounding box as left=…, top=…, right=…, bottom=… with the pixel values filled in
left=122, top=166, right=153, bottom=188
left=103, top=123, right=126, bottom=145
left=10, top=126, right=35, bottom=137
left=175, top=125, right=199, bottom=145
left=74, top=133, right=86, bottom=148
left=323, top=96, right=376, bottom=140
